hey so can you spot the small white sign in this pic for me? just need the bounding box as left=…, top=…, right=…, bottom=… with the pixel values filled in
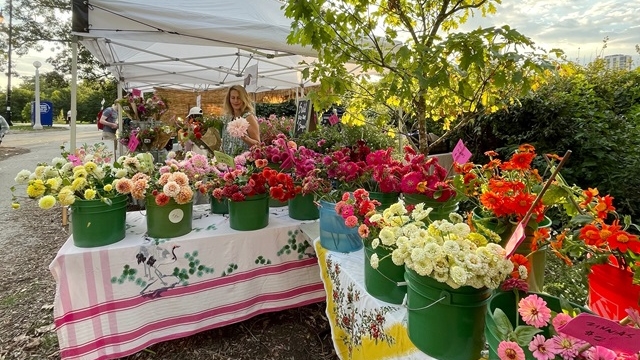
left=168, top=209, right=184, bottom=224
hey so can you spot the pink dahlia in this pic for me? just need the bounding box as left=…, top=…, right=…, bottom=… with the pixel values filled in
left=227, top=117, right=250, bottom=138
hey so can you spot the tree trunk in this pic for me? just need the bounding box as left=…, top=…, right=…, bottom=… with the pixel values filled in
left=414, top=93, right=429, bottom=155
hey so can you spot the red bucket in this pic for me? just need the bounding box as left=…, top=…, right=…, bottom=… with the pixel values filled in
left=588, top=263, right=640, bottom=321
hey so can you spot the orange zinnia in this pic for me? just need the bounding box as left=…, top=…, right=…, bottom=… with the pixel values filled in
left=594, top=195, right=615, bottom=219
left=608, top=231, right=640, bottom=253
left=510, top=254, right=531, bottom=279
left=501, top=152, right=535, bottom=171
left=579, top=223, right=604, bottom=247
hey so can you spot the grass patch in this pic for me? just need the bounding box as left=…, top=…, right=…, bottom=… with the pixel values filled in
left=0, top=293, right=23, bottom=307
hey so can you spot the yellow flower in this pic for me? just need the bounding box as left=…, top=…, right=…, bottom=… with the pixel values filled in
left=58, top=186, right=76, bottom=206
left=71, top=177, right=88, bottom=191
left=467, top=233, right=488, bottom=247
left=84, top=189, right=97, bottom=200
left=73, top=166, right=88, bottom=178
left=104, top=184, right=113, bottom=192
left=26, top=179, right=46, bottom=198
left=46, top=177, right=62, bottom=191
left=84, top=161, right=97, bottom=173
left=11, top=203, right=20, bottom=210
left=38, top=195, right=57, bottom=209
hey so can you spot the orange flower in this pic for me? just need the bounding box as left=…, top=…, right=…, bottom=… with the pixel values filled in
left=608, top=231, right=640, bottom=253
left=488, top=179, right=510, bottom=194
left=501, top=152, right=535, bottom=171
left=480, top=191, right=502, bottom=211
left=484, top=150, right=499, bottom=157
left=545, top=153, right=563, bottom=162
left=518, top=144, right=535, bottom=153
left=581, top=188, right=599, bottom=207
left=594, top=195, right=615, bottom=219
left=531, top=227, right=550, bottom=252
left=510, top=254, right=531, bottom=279
left=579, top=223, right=604, bottom=247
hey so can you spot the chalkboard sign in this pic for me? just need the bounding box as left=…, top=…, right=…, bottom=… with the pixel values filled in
left=294, top=99, right=312, bottom=137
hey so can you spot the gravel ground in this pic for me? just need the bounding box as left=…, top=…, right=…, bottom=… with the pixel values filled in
left=0, top=146, right=337, bottom=360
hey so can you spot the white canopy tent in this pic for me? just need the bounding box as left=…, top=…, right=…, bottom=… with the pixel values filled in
left=72, top=0, right=321, bottom=91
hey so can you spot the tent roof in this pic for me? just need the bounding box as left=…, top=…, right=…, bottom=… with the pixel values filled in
left=75, top=0, right=320, bottom=92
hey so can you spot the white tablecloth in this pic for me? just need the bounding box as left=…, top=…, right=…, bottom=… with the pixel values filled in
left=314, top=240, right=437, bottom=360
left=49, top=205, right=324, bottom=360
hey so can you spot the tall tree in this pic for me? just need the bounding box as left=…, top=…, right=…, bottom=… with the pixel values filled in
left=284, top=0, right=562, bottom=153
left=0, top=0, right=109, bottom=81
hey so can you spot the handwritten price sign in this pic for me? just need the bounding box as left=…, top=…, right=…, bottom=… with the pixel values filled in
left=559, top=313, right=640, bottom=354
left=452, top=139, right=472, bottom=164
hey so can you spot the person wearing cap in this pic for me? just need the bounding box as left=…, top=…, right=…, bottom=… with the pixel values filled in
left=181, top=106, right=209, bottom=155
left=221, top=85, right=260, bottom=156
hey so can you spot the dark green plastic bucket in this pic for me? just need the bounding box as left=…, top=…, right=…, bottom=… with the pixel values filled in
left=364, top=245, right=406, bottom=304
left=402, top=193, right=459, bottom=221
left=405, top=267, right=491, bottom=360
left=146, top=196, right=193, bottom=238
left=210, top=197, right=228, bottom=215
left=368, top=191, right=399, bottom=211
left=228, top=193, right=269, bottom=231
left=288, top=193, right=319, bottom=220
left=71, top=195, right=128, bottom=248
left=485, top=291, right=591, bottom=360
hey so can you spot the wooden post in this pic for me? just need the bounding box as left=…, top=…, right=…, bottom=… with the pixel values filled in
left=62, top=206, right=68, bottom=226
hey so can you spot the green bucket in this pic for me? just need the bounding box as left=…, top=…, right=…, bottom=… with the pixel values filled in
left=288, top=193, right=319, bottom=220
left=405, top=267, right=491, bottom=360
left=210, top=197, right=228, bottom=215
left=228, top=193, right=269, bottom=231
left=364, top=245, right=406, bottom=304
left=485, top=291, right=591, bottom=360
left=368, top=191, right=399, bottom=211
left=402, top=193, right=459, bottom=221
left=145, top=196, right=193, bottom=238
left=71, top=195, right=128, bottom=248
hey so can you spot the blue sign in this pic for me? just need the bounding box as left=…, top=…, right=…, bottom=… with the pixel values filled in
left=31, top=101, right=54, bottom=126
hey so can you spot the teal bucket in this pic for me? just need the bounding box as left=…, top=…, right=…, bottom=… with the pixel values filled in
left=405, top=267, right=491, bottom=360
left=210, top=197, right=228, bottom=215
left=146, top=196, right=193, bottom=238
left=319, top=200, right=363, bottom=253
left=71, top=195, right=128, bottom=248
left=364, top=245, right=406, bottom=304
left=402, top=193, right=459, bottom=221
left=288, top=193, right=319, bottom=220
left=368, top=191, right=399, bottom=211
left=228, top=193, right=269, bottom=231
left=485, top=291, right=591, bottom=359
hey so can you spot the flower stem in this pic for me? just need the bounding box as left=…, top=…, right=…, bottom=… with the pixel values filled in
left=514, top=289, right=520, bottom=328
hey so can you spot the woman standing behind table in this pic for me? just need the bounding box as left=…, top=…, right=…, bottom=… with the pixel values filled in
left=221, top=85, right=260, bottom=156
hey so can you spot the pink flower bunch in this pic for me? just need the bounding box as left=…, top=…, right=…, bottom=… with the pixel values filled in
left=257, top=115, right=293, bottom=145
left=251, top=134, right=296, bottom=169
left=321, top=147, right=366, bottom=185
left=227, top=117, right=250, bottom=138
left=209, top=152, right=271, bottom=202
left=335, top=189, right=380, bottom=239
left=496, top=294, right=637, bottom=360
left=115, top=170, right=194, bottom=206
left=400, top=146, right=455, bottom=201
left=161, top=151, right=213, bottom=184
left=365, top=148, right=406, bottom=193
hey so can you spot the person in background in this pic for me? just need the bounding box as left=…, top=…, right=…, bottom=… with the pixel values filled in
left=99, top=102, right=119, bottom=158
left=221, top=85, right=260, bottom=156
left=182, top=106, right=206, bottom=154
left=0, top=115, right=9, bottom=145
left=66, top=110, right=71, bottom=124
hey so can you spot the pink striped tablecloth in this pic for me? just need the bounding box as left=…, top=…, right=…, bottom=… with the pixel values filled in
left=49, top=205, right=324, bottom=360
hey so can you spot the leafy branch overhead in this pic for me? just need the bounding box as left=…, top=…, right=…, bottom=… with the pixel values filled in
left=284, top=0, right=563, bottom=153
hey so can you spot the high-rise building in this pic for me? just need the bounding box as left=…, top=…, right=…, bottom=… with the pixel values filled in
left=604, top=54, right=633, bottom=70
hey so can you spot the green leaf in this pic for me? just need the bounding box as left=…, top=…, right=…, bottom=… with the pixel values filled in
left=492, top=308, right=514, bottom=338
left=513, top=325, right=542, bottom=347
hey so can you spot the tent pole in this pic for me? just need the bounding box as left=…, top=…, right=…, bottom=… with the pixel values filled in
left=117, top=81, right=124, bottom=157
left=70, top=35, right=78, bottom=152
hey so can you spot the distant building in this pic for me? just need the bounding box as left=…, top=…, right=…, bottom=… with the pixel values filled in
left=604, top=54, right=633, bottom=70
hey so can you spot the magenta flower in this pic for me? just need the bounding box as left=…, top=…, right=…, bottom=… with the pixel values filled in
left=497, top=341, right=525, bottom=360
left=518, top=294, right=551, bottom=328
left=400, top=172, right=422, bottom=193
left=586, top=346, right=617, bottom=360
left=500, top=278, right=529, bottom=292
left=528, top=334, right=557, bottom=360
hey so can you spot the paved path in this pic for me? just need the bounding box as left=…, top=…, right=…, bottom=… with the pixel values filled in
left=0, top=125, right=108, bottom=244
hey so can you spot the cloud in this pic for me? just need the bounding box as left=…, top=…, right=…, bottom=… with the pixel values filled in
left=461, top=0, right=640, bottom=63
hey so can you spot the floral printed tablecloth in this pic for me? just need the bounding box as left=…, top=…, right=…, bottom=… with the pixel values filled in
left=314, top=240, right=438, bottom=360
left=49, top=205, right=324, bottom=360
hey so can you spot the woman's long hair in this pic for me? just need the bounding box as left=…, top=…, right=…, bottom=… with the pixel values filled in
left=223, top=85, right=254, bottom=117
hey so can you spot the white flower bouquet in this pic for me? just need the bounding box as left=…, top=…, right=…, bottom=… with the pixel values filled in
left=372, top=200, right=513, bottom=289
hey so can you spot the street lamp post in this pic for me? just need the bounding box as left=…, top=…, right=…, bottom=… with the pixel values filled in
left=0, top=0, right=12, bottom=126
left=33, top=60, right=42, bottom=130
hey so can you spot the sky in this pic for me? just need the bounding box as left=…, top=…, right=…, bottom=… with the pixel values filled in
left=1, top=0, right=638, bottom=90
